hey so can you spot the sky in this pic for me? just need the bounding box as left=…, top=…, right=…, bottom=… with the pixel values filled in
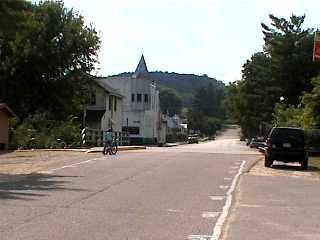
left=36, top=0, right=320, bottom=84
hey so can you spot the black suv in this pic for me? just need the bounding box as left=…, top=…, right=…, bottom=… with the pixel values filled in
left=265, top=127, right=308, bottom=169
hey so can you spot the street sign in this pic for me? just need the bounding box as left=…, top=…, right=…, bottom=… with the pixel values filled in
left=313, top=32, right=320, bottom=62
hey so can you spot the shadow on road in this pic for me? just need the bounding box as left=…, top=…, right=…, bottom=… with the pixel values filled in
left=0, top=173, right=85, bottom=200
left=272, top=164, right=320, bottom=173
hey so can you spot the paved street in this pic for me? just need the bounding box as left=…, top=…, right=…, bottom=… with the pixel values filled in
left=0, top=126, right=260, bottom=240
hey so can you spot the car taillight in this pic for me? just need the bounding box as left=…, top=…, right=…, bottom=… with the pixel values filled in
left=266, top=138, right=272, bottom=147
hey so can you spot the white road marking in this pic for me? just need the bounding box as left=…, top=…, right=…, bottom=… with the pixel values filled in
left=230, top=166, right=239, bottom=169
left=224, top=177, right=232, bottom=181
left=188, top=235, right=211, bottom=240
left=202, top=212, right=220, bottom=218
left=228, top=170, right=237, bottom=174
left=39, top=157, right=106, bottom=174
left=219, top=185, right=229, bottom=189
left=210, top=160, right=246, bottom=240
left=166, top=209, right=182, bottom=213
left=209, top=196, right=225, bottom=201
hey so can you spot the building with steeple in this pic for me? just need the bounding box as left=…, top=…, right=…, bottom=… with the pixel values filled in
left=100, top=55, right=166, bottom=145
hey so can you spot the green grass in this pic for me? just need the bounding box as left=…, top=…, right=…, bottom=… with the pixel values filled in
left=309, top=157, right=320, bottom=175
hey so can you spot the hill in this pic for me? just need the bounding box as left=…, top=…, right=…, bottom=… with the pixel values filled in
left=112, top=71, right=225, bottom=106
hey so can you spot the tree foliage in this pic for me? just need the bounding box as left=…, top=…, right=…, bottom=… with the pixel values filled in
left=159, top=88, right=182, bottom=116
left=225, top=14, right=320, bottom=137
left=187, top=84, right=225, bottom=135
left=0, top=0, right=100, bottom=119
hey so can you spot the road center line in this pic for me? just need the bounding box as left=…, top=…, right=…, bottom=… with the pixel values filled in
left=210, top=160, right=246, bottom=240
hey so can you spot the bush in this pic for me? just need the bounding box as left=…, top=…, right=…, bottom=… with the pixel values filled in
left=305, top=129, right=320, bottom=148
left=9, top=114, right=81, bottom=149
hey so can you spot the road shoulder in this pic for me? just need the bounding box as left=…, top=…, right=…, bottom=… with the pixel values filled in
left=222, top=160, right=320, bottom=240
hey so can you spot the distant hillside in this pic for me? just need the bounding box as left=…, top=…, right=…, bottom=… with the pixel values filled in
left=112, top=71, right=225, bottom=106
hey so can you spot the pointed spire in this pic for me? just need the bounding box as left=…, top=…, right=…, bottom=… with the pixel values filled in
left=132, top=54, right=149, bottom=78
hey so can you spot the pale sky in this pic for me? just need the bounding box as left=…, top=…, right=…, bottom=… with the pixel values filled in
left=36, top=0, right=320, bottom=83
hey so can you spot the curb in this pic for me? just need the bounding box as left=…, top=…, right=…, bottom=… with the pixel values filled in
left=86, top=146, right=146, bottom=153
left=243, top=157, right=263, bottom=173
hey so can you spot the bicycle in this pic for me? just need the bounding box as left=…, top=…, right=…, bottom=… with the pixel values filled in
left=102, top=138, right=118, bottom=155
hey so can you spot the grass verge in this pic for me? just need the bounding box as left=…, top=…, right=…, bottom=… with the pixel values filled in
left=309, top=157, right=320, bottom=175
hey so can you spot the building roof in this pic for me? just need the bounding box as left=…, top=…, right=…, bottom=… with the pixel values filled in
left=93, top=78, right=124, bottom=98
left=132, top=54, right=149, bottom=78
left=0, top=103, right=17, bottom=118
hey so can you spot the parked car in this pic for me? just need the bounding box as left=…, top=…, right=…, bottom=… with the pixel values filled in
left=188, top=134, right=199, bottom=144
left=264, top=127, right=308, bottom=169
left=249, top=138, right=265, bottom=148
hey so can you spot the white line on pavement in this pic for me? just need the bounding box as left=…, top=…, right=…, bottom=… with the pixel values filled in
left=219, top=185, right=229, bottom=189
left=210, top=160, right=246, bottom=240
left=188, top=235, right=211, bottom=240
left=209, top=196, right=225, bottom=201
left=224, top=177, right=232, bottom=181
left=202, top=212, right=220, bottom=219
left=39, top=157, right=106, bottom=174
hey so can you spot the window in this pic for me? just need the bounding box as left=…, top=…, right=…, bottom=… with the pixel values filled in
left=137, top=93, right=142, bottom=102
left=90, top=91, right=96, bottom=105
left=114, top=97, right=117, bottom=112
left=122, top=126, right=140, bottom=135
left=131, top=93, right=135, bottom=102
left=109, top=95, right=113, bottom=110
left=144, top=94, right=148, bottom=102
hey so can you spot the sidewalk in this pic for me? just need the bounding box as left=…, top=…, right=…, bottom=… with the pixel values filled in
left=223, top=160, right=320, bottom=240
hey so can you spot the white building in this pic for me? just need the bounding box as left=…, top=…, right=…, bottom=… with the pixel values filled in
left=84, top=77, right=123, bottom=132
left=101, top=55, right=166, bottom=145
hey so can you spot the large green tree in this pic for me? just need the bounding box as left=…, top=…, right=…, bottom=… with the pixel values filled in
left=261, top=14, right=319, bottom=105
left=226, top=14, right=320, bottom=137
left=159, top=88, right=183, bottom=117
left=0, top=0, right=100, bottom=119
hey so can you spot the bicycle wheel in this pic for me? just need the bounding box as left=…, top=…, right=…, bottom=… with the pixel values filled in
left=111, top=144, right=118, bottom=155
left=102, top=145, right=107, bottom=155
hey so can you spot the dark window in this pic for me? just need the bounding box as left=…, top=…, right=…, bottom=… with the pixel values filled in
left=114, top=97, right=117, bottom=112
left=90, top=91, right=96, bottom=105
left=144, top=94, right=148, bottom=102
left=270, top=128, right=305, bottom=144
left=122, top=126, right=140, bottom=135
left=109, top=95, right=113, bottom=111
left=131, top=93, right=135, bottom=102
left=137, top=94, right=142, bottom=102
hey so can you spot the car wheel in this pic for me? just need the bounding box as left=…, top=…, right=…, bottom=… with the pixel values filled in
left=264, top=156, right=272, bottom=167
left=301, top=156, right=308, bottom=170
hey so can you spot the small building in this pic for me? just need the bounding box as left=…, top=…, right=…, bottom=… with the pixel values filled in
left=0, top=103, right=16, bottom=150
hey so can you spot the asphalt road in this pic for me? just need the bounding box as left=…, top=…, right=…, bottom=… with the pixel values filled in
left=0, top=126, right=261, bottom=240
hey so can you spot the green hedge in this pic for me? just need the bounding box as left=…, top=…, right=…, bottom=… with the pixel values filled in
left=305, top=129, right=320, bottom=147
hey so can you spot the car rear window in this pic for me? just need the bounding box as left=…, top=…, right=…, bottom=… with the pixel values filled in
left=270, top=128, right=304, bottom=143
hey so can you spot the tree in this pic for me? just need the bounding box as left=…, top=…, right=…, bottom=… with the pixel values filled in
left=301, top=75, right=320, bottom=128
left=159, top=88, right=182, bottom=116
left=261, top=14, right=319, bottom=105
left=186, top=83, right=225, bottom=136
left=0, top=0, right=100, bottom=119
left=192, top=83, right=225, bottom=119
left=226, top=14, right=320, bottom=138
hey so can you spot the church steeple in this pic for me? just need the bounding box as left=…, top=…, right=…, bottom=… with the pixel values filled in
left=132, top=54, right=149, bottom=78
